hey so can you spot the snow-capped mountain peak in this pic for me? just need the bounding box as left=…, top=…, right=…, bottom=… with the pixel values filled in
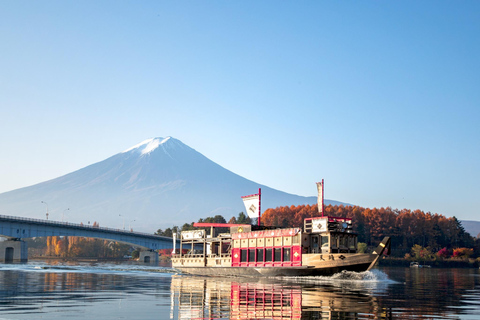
left=123, top=137, right=172, bottom=155
left=0, top=136, right=342, bottom=233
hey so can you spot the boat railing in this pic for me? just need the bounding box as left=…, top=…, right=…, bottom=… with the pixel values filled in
left=179, top=253, right=205, bottom=259
left=207, top=253, right=230, bottom=259
left=171, top=253, right=206, bottom=259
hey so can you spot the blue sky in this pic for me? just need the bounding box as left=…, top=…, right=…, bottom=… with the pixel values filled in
left=1, top=1, right=479, bottom=220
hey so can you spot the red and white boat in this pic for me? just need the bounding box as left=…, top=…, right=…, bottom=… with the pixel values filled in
left=171, top=181, right=390, bottom=277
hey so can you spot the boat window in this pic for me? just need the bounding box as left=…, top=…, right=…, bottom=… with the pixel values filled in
left=212, top=243, right=219, bottom=254
left=274, top=248, right=282, bottom=262
left=331, top=235, right=338, bottom=247
left=283, top=248, right=291, bottom=262
left=339, top=236, right=347, bottom=247
left=257, top=248, right=264, bottom=262
left=248, top=249, right=255, bottom=263
left=241, top=249, right=247, bottom=262
left=349, top=236, right=356, bottom=249
left=321, top=236, right=329, bottom=247
left=265, top=248, right=273, bottom=262
left=312, top=236, right=319, bottom=248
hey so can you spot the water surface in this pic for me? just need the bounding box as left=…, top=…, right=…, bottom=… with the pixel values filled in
left=0, top=261, right=478, bottom=319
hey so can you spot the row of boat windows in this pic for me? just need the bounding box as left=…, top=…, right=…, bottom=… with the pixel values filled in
left=312, top=235, right=356, bottom=249
left=240, top=248, right=291, bottom=263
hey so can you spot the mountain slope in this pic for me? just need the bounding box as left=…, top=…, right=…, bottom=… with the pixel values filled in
left=0, top=137, right=342, bottom=233
left=461, top=220, right=480, bottom=238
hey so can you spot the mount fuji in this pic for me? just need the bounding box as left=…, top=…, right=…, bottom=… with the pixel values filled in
left=0, top=137, right=344, bottom=233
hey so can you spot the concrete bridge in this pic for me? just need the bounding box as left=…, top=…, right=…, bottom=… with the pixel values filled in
left=0, top=214, right=177, bottom=263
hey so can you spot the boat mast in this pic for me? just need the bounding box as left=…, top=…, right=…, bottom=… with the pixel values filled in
left=322, top=179, right=324, bottom=217
left=258, top=188, right=261, bottom=226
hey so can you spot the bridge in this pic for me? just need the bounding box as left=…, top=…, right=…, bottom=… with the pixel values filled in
left=0, top=214, right=177, bottom=263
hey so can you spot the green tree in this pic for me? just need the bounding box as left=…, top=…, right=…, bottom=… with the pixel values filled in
left=236, top=212, right=251, bottom=224
left=200, top=215, right=227, bottom=224
left=131, top=249, right=140, bottom=259
left=155, top=226, right=180, bottom=237
left=448, top=216, right=473, bottom=248
left=181, top=222, right=195, bottom=231
left=357, top=242, right=367, bottom=253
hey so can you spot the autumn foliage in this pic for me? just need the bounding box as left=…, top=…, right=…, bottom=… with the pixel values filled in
left=261, top=204, right=475, bottom=257
left=453, top=247, right=474, bottom=259
left=44, top=221, right=131, bottom=258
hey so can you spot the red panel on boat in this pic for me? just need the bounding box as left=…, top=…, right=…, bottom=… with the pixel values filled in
left=232, top=231, right=247, bottom=239
left=252, top=230, right=267, bottom=238
left=292, top=245, right=302, bottom=265
left=232, top=248, right=240, bottom=266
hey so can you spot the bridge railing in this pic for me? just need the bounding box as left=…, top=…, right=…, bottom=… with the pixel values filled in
left=0, top=214, right=171, bottom=240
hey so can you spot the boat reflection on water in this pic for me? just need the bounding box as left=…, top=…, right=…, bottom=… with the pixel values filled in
left=170, top=273, right=384, bottom=319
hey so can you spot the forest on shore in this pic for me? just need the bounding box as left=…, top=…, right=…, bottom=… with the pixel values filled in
left=27, top=204, right=480, bottom=264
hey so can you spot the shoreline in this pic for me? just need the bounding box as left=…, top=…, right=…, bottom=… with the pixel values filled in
left=30, top=256, right=132, bottom=262
left=379, top=257, right=479, bottom=268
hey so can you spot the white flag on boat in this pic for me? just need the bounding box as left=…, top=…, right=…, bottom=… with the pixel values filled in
left=242, top=193, right=260, bottom=218
left=316, top=180, right=324, bottom=215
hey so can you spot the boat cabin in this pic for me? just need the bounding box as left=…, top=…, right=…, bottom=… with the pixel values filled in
left=172, top=217, right=358, bottom=268
left=303, top=216, right=357, bottom=254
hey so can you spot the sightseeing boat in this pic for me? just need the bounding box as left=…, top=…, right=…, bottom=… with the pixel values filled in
left=171, top=181, right=390, bottom=277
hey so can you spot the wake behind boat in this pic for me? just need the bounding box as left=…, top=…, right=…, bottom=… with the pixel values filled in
left=171, top=181, right=391, bottom=277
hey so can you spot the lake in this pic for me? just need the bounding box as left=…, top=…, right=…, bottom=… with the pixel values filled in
left=0, top=261, right=478, bottom=319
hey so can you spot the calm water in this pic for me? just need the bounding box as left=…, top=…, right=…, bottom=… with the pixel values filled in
left=0, top=261, right=479, bottom=319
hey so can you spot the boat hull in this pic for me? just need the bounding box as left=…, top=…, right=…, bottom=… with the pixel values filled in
left=174, top=253, right=377, bottom=277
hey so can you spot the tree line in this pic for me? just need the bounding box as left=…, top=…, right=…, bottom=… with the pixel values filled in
left=261, top=204, right=478, bottom=258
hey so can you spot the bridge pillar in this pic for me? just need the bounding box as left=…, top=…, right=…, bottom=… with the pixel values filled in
left=139, top=250, right=158, bottom=264
left=0, top=239, right=28, bottom=263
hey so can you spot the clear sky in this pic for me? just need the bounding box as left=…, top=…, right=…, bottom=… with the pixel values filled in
left=1, top=1, right=479, bottom=221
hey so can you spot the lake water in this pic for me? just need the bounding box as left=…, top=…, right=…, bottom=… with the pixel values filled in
left=0, top=261, right=479, bottom=319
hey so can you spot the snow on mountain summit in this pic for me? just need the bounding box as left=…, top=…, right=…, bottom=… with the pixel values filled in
left=123, top=137, right=171, bottom=155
